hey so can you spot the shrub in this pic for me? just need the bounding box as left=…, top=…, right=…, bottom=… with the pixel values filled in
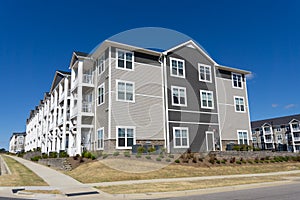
left=233, top=145, right=240, bottom=151
left=208, top=154, right=216, bottom=164
left=31, top=156, right=41, bottom=162
left=254, top=157, right=259, bottom=163
left=159, top=154, right=165, bottom=159
left=165, top=158, right=171, bottom=162
left=91, top=154, right=96, bottom=160
left=49, top=152, right=58, bottom=158
left=135, top=153, right=142, bottom=158
left=124, top=151, right=131, bottom=157
left=102, top=153, right=108, bottom=159
left=156, top=157, right=162, bottom=162
left=145, top=155, right=151, bottom=160
left=168, top=154, right=175, bottom=159
left=216, top=160, right=221, bottom=164
left=247, top=160, right=253, bottom=164
left=199, top=157, right=204, bottom=162
left=148, top=147, right=156, bottom=153
left=192, top=155, right=198, bottom=163
left=174, top=159, right=180, bottom=163
left=265, top=156, right=270, bottom=160
left=36, top=147, right=41, bottom=152
left=59, top=151, right=69, bottom=158
left=83, top=152, right=92, bottom=159
left=230, top=157, right=236, bottom=163
left=137, top=146, right=145, bottom=154
left=236, top=161, right=242, bottom=165
left=42, top=153, right=48, bottom=159
left=113, top=152, right=120, bottom=156
left=221, top=159, right=226, bottom=164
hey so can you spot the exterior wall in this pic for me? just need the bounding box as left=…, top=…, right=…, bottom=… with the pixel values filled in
left=216, top=69, right=251, bottom=146
left=165, top=46, right=220, bottom=153
left=110, top=47, right=165, bottom=150
left=9, top=134, right=25, bottom=153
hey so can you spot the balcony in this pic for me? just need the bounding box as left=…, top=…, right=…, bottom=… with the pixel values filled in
left=294, top=137, right=300, bottom=142
left=265, top=138, right=273, bottom=143
left=82, top=74, right=93, bottom=85
left=71, top=78, right=78, bottom=91
left=59, top=93, right=65, bottom=102
left=82, top=102, right=92, bottom=113
left=292, top=127, right=300, bottom=132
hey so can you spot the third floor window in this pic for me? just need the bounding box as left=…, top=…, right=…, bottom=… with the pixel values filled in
left=198, top=64, right=211, bottom=82
left=232, top=73, right=243, bottom=88
left=117, top=50, right=133, bottom=70
left=170, top=57, right=185, bottom=78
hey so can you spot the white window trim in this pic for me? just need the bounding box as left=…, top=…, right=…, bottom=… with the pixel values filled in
left=206, top=131, right=215, bottom=151
left=116, top=126, right=136, bottom=149
left=170, top=57, right=185, bottom=78
left=116, top=80, right=135, bottom=103
left=97, top=127, right=104, bottom=150
left=173, top=127, right=189, bottom=148
left=200, top=90, right=214, bottom=109
left=97, top=54, right=105, bottom=75
left=232, top=72, right=243, bottom=89
left=237, top=130, right=249, bottom=145
left=171, top=86, right=187, bottom=107
left=234, top=96, right=246, bottom=113
left=97, top=83, right=105, bottom=106
left=116, top=48, right=134, bottom=71
left=198, top=63, right=212, bottom=83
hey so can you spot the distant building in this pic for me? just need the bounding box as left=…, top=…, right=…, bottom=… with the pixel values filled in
left=9, top=132, right=26, bottom=153
left=251, top=114, right=300, bottom=152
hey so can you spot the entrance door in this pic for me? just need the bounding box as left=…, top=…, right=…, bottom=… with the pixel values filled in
left=206, top=131, right=215, bottom=152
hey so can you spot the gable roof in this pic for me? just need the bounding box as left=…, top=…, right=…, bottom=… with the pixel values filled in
left=49, top=70, right=70, bottom=93
left=251, top=114, right=300, bottom=129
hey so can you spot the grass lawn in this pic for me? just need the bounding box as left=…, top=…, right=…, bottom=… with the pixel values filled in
left=0, top=155, right=47, bottom=186
left=65, top=158, right=300, bottom=183
left=96, top=175, right=286, bottom=194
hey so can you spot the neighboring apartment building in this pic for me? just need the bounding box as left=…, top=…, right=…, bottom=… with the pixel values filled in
left=9, top=132, right=26, bottom=153
left=25, top=39, right=252, bottom=156
left=251, top=114, right=300, bottom=152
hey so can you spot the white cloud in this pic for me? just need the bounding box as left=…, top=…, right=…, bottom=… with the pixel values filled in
left=285, top=104, right=296, bottom=109
left=271, top=104, right=279, bottom=108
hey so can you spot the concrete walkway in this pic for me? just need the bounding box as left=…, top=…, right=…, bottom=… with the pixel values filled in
left=7, top=156, right=103, bottom=198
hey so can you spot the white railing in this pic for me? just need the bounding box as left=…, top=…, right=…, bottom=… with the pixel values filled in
left=265, top=139, right=273, bottom=143
left=292, top=127, right=300, bottom=132
left=264, top=130, right=272, bottom=134
left=294, top=137, right=300, bottom=141
left=82, top=102, right=92, bottom=113
left=83, top=74, right=93, bottom=84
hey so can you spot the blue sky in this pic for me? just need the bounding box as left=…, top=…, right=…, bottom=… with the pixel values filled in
left=1, top=0, right=300, bottom=149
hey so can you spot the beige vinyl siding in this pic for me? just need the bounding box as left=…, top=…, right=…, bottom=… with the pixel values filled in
left=110, top=58, right=164, bottom=140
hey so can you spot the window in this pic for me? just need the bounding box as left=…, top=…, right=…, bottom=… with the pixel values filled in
left=264, top=126, right=271, bottom=132
left=232, top=73, right=243, bottom=88
left=171, top=86, right=187, bottom=106
left=277, top=134, right=282, bottom=142
left=117, top=127, right=135, bottom=148
left=98, top=83, right=105, bottom=106
left=200, top=90, right=214, bottom=109
left=116, top=80, right=134, bottom=102
left=170, top=57, right=185, bottom=78
left=117, top=50, right=133, bottom=70
left=234, top=96, right=245, bottom=112
left=238, top=130, right=248, bottom=144
left=173, top=127, right=189, bottom=148
left=97, top=54, right=105, bottom=75
left=252, top=137, right=257, bottom=142
left=276, top=127, right=281, bottom=132
left=198, top=64, right=211, bottom=82
left=97, top=128, right=104, bottom=149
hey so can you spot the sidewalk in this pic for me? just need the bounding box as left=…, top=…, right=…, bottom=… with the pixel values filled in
left=7, top=156, right=104, bottom=198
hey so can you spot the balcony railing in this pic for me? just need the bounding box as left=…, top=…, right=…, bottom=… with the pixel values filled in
left=265, top=139, right=273, bottom=143
left=82, top=102, right=92, bottom=113
left=294, top=137, right=300, bottom=141
left=83, top=74, right=93, bottom=84
left=292, top=127, right=300, bottom=132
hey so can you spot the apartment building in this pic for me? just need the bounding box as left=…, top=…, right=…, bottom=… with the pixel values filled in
left=25, top=39, right=252, bottom=156
left=9, top=132, right=26, bottom=153
left=251, top=114, right=300, bottom=152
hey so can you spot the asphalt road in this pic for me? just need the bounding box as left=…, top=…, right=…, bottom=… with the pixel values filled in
left=162, top=182, right=300, bottom=200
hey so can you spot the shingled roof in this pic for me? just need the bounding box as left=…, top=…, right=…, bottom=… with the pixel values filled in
left=251, top=114, right=300, bottom=129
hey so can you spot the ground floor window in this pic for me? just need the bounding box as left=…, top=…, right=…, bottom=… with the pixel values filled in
left=97, top=128, right=104, bottom=150
left=238, top=130, right=248, bottom=145
left=173, top=127, right=189, bottom=148
left=117, top=126, right=135, bottom=149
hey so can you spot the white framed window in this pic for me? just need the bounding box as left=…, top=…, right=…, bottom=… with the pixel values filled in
left=277, top=134, right=282, bottom=142
left=117, top=49, right=134, bottom=70
left=252, top=137, right=257, bottom=142
left=116, top=80, right=135, bottom=102
left=234, top=96, right=245, bottom=112
left=171, top=86, right=187, bottom=106
left=198, top=63, right=211, bottom=82
left=173, top=127, right=189, bottom=148
left=97, top=54, right=105, bottom=75
left=238, top=130, right=248, bottom=145
left=116, top=126, right=135, bottom=149
left=232, top=73, right=243, bottom=89
left=98, top=83, right=105, bottom=106
left=170, top=57, right=185, bottom=78
left=200, top=90, right=214, bottom=109
left=276, top=127, right=281, bottom=132
left=97, top=128, right=104, bottom=150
